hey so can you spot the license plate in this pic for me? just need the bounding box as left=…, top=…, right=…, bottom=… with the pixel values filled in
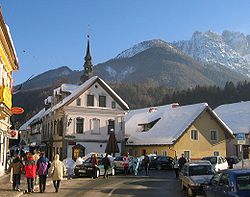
left=79, top=170, right=86, bottom=173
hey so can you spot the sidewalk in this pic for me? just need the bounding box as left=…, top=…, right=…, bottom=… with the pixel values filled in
left=0, top=173, right=53, bottom=197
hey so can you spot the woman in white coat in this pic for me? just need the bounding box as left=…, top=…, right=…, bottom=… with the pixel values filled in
left=49, top=154, right=66, bottom=193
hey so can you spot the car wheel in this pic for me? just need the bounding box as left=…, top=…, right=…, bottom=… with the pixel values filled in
left=156, top=164, right=162, bottom=170
left=187, top=187, right=194, bottom=197
left=111, top=168, right=115, bottom=176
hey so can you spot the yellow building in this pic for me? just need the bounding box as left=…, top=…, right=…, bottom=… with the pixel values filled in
left=0, top=9, right=19, bottom=175
left=125, top=103, right=234, bottom=160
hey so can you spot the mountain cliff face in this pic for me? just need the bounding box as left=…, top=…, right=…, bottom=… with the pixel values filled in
left=173, top=30, right=250, bottom=77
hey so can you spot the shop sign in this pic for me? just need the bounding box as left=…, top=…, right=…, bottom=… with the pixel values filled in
left=11, top=107, right=24, bottom=115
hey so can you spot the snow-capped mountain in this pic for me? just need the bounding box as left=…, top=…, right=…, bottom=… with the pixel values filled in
left=115, top=39, right=180, bottom=59
left=173, top=30, right=250, bottom=77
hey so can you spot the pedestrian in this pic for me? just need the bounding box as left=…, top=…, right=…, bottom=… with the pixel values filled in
left=132, top=156, right=140, bottom=176
left=37, top=152, right=50, bottom=193
left=8, top=155, right=23, bottom=191
left=33, top=151, right=40, bottom=185
left=49, top=154, right=66, bottom=193
left=123, top=153, right=130, bottom=175
left=142, top=153, right=150, bottom=176
left=102, top=154, right=111, bottom=179
left=63, top=156, right=75, bottom=179
left=91, top=153, right=98, bottom=179
left=173, top=156, right=179, bottom=178
left=178, top=154, right=187, bottom=171
left=24, top=153, right=37, bottom=194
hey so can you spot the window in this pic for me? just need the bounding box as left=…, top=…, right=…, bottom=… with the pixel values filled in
left=99, top=96, right=106, bottom=107
left=214, top=151, right=219, bottom=156
left=191, top=130, right=198, bottom=140
left=76, top=118, right=84, bottom=134
left=162, top=151, right=167, bottom=156
left=153, top=150, right=158, bottom=155
left=108, top=119, right=115, bottom=134
left=90, top=118, right=100, bottom=134
left=87, top=95, right=94, bottom=106
left=112, top=101, right=116, bottom=109
left=184, top=151, right=190, bottom=161
left=211, top=130, right=218, bottom=140
left=76, top=98, right=81, bottom=106
left=57, top=119, right=63, bottom=136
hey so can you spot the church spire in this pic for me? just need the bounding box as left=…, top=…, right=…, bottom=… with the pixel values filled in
left=80, top=32, right=93, bottom=83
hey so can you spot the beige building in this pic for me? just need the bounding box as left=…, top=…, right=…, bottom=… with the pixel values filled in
left=125, top=103, right=234, bottom=160
left=0, top=9, right=19, bottom=175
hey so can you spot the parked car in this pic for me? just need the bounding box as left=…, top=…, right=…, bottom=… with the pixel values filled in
left=74, top=156, right=115, bottom=177
left=202, top=156, right=228, bottom=171
left=180, top=160, right=215, bottom=197
left=205, top=169, right=250, bottom=197
left=149, top=156, right=174, bottom=170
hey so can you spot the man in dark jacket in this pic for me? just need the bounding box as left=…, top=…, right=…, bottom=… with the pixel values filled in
left=102, top=154, right=111, bottom=179
left=37, top=152, right=50, bottom=193
left=178, top=154, right=187, bottom=171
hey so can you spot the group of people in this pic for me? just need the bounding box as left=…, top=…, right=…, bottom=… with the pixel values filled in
left=173, top=153, right=187, bottom=178
left=90, top=153, right=111, bottom=179
left=8, top=152, right=66, bottom=194
left=122, top=153, right=150, bottom=176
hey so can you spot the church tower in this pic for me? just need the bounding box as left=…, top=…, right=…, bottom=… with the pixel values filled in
left=80, top=33, right=93, bottom=83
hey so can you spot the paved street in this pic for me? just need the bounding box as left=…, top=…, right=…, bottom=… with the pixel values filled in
left=20, top=170, right=185, bottom=197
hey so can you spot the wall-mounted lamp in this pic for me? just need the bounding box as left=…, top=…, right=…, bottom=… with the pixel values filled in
left=67, top=118, right=72, bottom=127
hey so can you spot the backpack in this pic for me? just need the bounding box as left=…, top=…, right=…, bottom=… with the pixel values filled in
left=38, top=162, right=48, bottom=176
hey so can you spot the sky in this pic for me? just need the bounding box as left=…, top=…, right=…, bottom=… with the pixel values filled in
left=1, top=0, right=250, bottom=85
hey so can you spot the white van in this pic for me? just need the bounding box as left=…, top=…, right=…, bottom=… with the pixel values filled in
left=201, top=156, right=228, bottom=171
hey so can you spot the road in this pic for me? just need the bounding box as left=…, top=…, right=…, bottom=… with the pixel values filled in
left=21, top=170, right=186, bottom=197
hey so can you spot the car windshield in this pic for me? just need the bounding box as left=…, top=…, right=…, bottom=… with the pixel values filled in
left=202, top=157, right=217, bottom=164
left=189, top=165, right=214, bottom=176
left=237, top=174, right=250, bottom=191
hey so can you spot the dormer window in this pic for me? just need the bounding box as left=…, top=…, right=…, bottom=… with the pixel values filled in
left=138, top=118, right=161, bottom=132
left=76, top=98, right=81, bottom=106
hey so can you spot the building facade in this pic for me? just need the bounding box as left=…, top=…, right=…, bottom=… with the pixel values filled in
left=0, top=10, right=19, bottom=175
left=125, top=103, right=234, bottom=160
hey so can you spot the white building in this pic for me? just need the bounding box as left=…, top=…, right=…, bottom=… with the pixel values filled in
left=20, top=36, right=129, bottom=160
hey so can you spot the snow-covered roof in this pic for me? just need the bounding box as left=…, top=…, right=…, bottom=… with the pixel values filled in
left=214, top=101, right=250, bottom=134
left=19, top=108, right=46, bottom=131
left=126, top=103, right=233, bottom=146
left=53, top=84, right=79, bottom=96
left=43, top=76, right=129, bottom=117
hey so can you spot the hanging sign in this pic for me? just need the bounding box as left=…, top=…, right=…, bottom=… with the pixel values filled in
left=9, top=130, right=19, bottom=139
left=11, top=107, right=24, bottom=115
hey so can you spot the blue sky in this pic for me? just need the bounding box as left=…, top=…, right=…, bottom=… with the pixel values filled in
left=1, top=0, right=250, bottom=84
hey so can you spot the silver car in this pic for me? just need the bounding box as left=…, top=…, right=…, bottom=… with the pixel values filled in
left=180, top=160, right=215, bottom=197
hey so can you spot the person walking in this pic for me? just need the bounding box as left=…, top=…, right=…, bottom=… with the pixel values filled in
left=91, top=153, right=98, bottom=179
left=102, top=154, right=111, bottom=179
left=24, top=153, right=37, bottom=194
left=132, top=156, right=140, bottom=176
left=173, top=156, right=179, bottom=178
left=142, top=153, right=150, bottom=176
left=178, top=153, right=187, bottom=171
left=63, top=156, right=75, bottom=179
left=49, top=154, right=66, bottom=193
left=37, top=152, right=50, bottom=193
left=123, top=154, right=130, bottom=175
left=8, top=155, right=23, bottom=191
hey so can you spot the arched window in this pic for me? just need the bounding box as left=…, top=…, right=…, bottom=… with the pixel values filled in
left=76, top=117, right=84, bottom=134
left=76, top=98, right=81, bottom=106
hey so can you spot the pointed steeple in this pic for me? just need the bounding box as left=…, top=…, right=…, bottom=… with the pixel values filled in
left=80, top=33, right=93, bottom=83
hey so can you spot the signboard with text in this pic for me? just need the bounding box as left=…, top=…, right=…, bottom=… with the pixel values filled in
left=237, top=132, right=246, bottom=145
